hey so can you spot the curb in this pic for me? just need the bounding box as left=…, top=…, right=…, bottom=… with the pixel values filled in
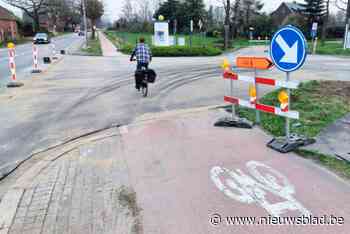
left=134, top=105, right=222, bottom=124
left=0, top=105, right=225, bottom=233
left=0, top=127, right=119, bottom=234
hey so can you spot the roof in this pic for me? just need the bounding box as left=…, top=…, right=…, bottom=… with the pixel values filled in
left=0, top=5, right=16, bottom=21
left=284, top=2, right=305, bottom=12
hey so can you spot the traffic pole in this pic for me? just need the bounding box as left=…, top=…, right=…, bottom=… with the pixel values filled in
left=254, top=68, right=261, bottom=125
left=285, top=72, right=291, bottom=141
left=230, top=75, right=236, bottom=120
left=52, top=43, right=58, bottom=60
left=32, top=44, right=41, bottom=73
left=7, top=43, right=23, bottom=88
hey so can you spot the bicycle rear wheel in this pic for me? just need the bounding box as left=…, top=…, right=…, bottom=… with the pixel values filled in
left=141, top=83, right=148, bottom=97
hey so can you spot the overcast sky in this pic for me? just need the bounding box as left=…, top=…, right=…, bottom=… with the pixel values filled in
left=103, top=0, right=304, bottom=22
left=0, top=0, right=22, bottom=17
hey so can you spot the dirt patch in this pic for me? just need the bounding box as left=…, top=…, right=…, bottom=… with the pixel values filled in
left=116, top=186, right=143, bottom=234
left=317, top=81, right=350, bottom=104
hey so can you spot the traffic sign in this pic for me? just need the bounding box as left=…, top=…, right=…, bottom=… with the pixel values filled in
left=311, top=23, right=318, bottom=39
left=236, top=57, right=274, bottom=70
left=270, top=26, right=307, bottom=72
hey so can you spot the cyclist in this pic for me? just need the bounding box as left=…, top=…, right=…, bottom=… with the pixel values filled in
left=130, top=37, right=152, bottom=90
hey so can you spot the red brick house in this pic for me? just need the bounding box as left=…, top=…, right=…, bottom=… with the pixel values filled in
left=271, top=2, right=305, bottom=27
left=0, top=5, right=18, bottom=43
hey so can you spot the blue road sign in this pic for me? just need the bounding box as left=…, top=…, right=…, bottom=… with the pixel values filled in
left=270, top=26, right=307, bottom=72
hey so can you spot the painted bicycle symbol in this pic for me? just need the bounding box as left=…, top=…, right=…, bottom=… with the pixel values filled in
left=210, top=161, right=311, bottom=217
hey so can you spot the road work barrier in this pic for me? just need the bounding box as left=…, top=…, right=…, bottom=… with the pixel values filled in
left=51, top=43, right=58, bottom=60
left=43, top=57, right=51, bottom=64
left=216, top=26, right=315, bottom=153
left=216, top=56, right=314, bottom=153
left=32, top=44, right=41, bottom=73
left=6, top=43, right=23, bottom=88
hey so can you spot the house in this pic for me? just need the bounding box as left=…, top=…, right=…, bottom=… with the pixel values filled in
left=271, top=1, right=305, bottom=27
left=0, top=5, right=18, bottom=42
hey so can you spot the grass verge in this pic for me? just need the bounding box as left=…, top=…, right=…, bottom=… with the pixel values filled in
left=80, top=37, right=102, bottom=56
left=236, top=80, right=350, bottom=137
left=307, top=40, right=350, bottom=56
left=296, top=149, right=350, bottom=180
left=230, top=80, right=350, bottom=179
left=0, top=37, right=32, bottom=48
left=105, top=31, right=222, bottom=56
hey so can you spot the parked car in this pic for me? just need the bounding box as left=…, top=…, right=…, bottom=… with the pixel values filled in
left=33, top=33, right=51, bottom=44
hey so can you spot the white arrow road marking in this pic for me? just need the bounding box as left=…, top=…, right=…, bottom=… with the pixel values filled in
left=276, top=35, right=298, bottom=64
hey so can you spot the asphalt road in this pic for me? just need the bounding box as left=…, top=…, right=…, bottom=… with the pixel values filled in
left=0, top=46, right=349, bottom=179
left=0, top=33, right=84, bottom=87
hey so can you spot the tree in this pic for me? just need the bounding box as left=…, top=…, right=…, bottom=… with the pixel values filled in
left=86, top=0, right=104, bottom=39
left=242, top=0, right=264, bottom=31
left=321, top=0, right=330, bottom=40
left=250, top=13, right=272, bottom=37
left=230, top=0, right=264, bottom=38
left=232, top=0, right=242, bottom=38
left=121, top=0, right=134, bottom=22
left=335, top=0, right=350, bottom=25
left=207, top=5, right=215, bottom=28
left=4, top=0, right=48, bottom=32
left=302, top=0, right=326, bottom=27
left=137, top=0, right=152, bottom=22
left=46, top=0, right=80, bottom=32
left=184, top=0, right=206, bottom=32
left=154, top=0, right=182, bottom=33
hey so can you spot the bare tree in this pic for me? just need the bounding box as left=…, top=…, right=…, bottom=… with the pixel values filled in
left=4, top=0, right=48, bottom=32
left=137, top=0, right=152, bottom=22
left=217, top=0, right=231, bottom=48
left=121, top=0, right=134, bottom=22
left=321, top=0, right=330, bottom=40
left=86, top=0, right=104, bottom=39
left=335, top=0, right=350, bottom=24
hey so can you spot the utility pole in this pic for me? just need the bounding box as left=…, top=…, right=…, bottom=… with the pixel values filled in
left=224, top=0, right=230, bottom=49
left=82, top=0, right=88, bottom=48
left=347, top=0, right=350, bottom=23
left=343, top=0, right=350, bottom=49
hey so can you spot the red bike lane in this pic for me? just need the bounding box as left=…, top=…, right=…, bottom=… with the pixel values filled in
left=120, top=110, right=350, bottom=234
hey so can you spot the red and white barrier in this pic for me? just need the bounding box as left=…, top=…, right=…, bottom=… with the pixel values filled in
left=223, top=71, right=300, bottom=89
left=33, top=44, right=39, bottom=70
left=8, top=48, right=16, bottom=81
left=224, top=96, right=299, bottom=119
left=51, top=44, right=58, bottom=59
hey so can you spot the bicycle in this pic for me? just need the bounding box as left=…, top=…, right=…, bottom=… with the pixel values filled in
left=138, top=66, right=149, bottom=97
left=132, top=60, right=149, bottom=97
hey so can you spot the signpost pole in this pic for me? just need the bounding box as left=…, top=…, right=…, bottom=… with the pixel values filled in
left=344, top=24, right=349, bottom=50
left=313, top=37, right=318, bottom=54
left=230, top=78, right=235, bottom=120
left=190, top=20, right=193, bottom=48
left=255, top=68, right=261, bottom=125
left=286, top=72, right=291, bottom=142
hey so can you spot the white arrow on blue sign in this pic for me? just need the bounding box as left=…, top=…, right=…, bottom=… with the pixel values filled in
left=270, top=25, right=307, bottom=72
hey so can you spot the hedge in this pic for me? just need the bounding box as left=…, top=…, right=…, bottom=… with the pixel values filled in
left=120, top=43, right=222, bottom=57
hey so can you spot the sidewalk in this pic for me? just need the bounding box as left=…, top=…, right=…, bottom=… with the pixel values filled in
left=0, top=108, right=349, bottom=234
left=305, top=113, right=350, bottom=161
left=98, top=32, right=119, bottom=57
